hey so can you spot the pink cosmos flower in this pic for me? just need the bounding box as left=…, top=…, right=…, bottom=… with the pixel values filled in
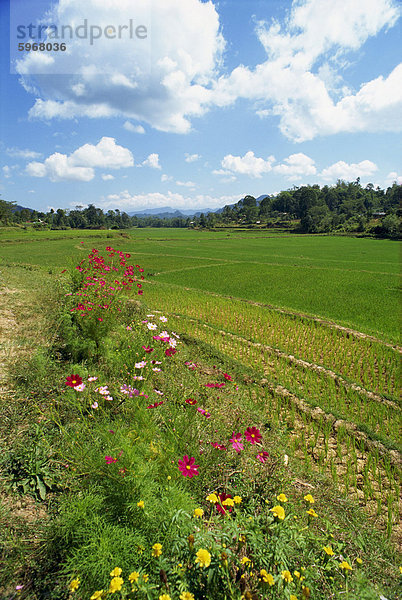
left=211, top=442, right=227, bottom=451
left=185, top=398, right=197, bottom=405
left=223, top=373, right=233, bottom=381
left=91, top=401, right=99, bottom=409
left=229, top=432, right=244, bottom=453
left=197, top=408, right=211, bottom=419
left=105, top=455, right=117, bottom=464
left=142, top=346, right=154, bottom=353
left=256, top=451, right=269, bottom=463
left=165, top=347, right=177, bottom=357
left=178, top=455, right=199, bottom=478
left=244, top=427, right=262, bottom=445
left=74, top=383, right=86, bottom=392
left=147, top=401, right=164, bottom=409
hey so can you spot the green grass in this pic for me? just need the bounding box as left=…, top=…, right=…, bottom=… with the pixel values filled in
left=0, top=228, right=399, bottom=341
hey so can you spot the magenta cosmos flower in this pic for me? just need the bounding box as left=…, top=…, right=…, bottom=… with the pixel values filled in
left=178, top=455, right=199, bottom=478
left=65, top=374, right=83, bottom=388
left=256, top=451, right=269, bottom=463
left=244, top=427, right=262, bottom=445
left=229, top=432, right=244, bottom=453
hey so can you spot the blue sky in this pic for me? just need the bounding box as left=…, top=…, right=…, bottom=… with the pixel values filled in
left=1, top=0, right=401, bottom=213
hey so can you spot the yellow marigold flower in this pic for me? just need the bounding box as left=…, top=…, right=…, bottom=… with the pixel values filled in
left=195, top=548, right=211, bottom=568
left=340, top=561, right=352, bottom=572
left=69, top=579, right=80, bottom=592
left=399, top=566, right=402, bottom=574
left=180, top=593, right=195, bottom=600
left=90, top=591, right=104, bottom=600
left=241, top=556, right=251, bottom=565
left=304, top=494, right=314, bottom=503
left=222, top=497, right=234, bottom=507
left=323, top=546, right=335, bottom=556
left=142, top=573, right=149, bottom=582
left=239, top=534, right=246, bottom=543
left=281, top=570, right=293, bottom=583
left=152, top=543, right=163, bottom=557
left=193, top=508, right=204, bottom=518
left=206, top=493, right=218, bottom=503
left=137, top=500, right=144, bottom=508
left=110, top=567, right=122, bottom=578
left=109, top=577, right=124, bottom=594
left=294, top=570, right=301, bottom=578
left=159, top=595, right=171, bottom=600
left=306, top=508, right=318, bottom=518
left=290, top=596, right=298, bottom=600
left=356, top=557, right=363, bottom=565
left=233, top=496, right=242, bottom=504
left=260, top=569, right=274, bottom=585
left=277, top=493, right=288, bottom=503
left=270, top=505, right=285, bottom=520
left=128, top=572, right=139, bottom=583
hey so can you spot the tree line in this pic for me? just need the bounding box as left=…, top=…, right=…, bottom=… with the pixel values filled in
left=0, top=179, right=400, bottom=238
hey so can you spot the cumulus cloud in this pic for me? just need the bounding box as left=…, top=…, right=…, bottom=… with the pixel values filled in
left=216, top=151, right=275, bottom=178
left=320, top=159, right=378, bottom=181
left=26, top=136, right=133, bottom=182
left=212, top=0, right=401, bottom=141
left=17, top=0, right=224, bottom=133
left=102, top=190, right=240, bottom=211
left=123, top=121, right=145, bottom=134
left=273, top=153, right=317, bottom=181
left=161, top=174, right=173, bottom=182
left=101, top=174, right=115, bottom=181
left=385, top=171, right=402, bottom=185
left=176, top=180, right=196, bottom=188
left=185, top=153, right=200, bottom=162
left=142, top=153, right=161, bottom=169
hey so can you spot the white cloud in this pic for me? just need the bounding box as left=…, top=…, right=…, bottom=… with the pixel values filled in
left=385, top=171, right=402, bottom=185
left=101, top=174, right=115, bottom=181
left=18, top=0, right=224, bottom=133
left=26, top=137, right=133, bottom=182
left=6, top=147, right=42, bottom=159
left=176, top=180, right=196, bottom=188
left=142, top=153, right=161, bottom=169
left=320, top=159, right=378, bottom=181
left=123, top=121, right=146, bottom=134
left=2, top=166, right=12, bottom=179
left=161, top=174, right=173, bottom=182
left=212, top=0, right=402, bottom=141
left=102, top=190, right=240, bottom=211
left=218, top=151, right=275, bottom=178
left=273, top=153, right=317, bottom=181
left=185, top=153, right=200, bottom=162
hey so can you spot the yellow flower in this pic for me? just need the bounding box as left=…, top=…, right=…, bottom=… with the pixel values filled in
left=270, top=505, right=285, bottom=520
left=277, top=493, right=288, bottom=502
left=239, top=534, right=246, bottom=543
left=142, top=573, right=149, bottom=582
left=137, top=500, right=144, bottom=508
left=152, top=543, right=163, bottom=557
left=109, top=577, right=124, bottom=593
left=110, top=567, right=122, bottom=578
left=323, top=546, right=335, bottom=556
left=193, top=508, right=204, bottom=518
left=290, top=596, right=298, bottom=600
left=159, top=595, right=171, bottom=600
left=260, top=569, right=274, bottom=585
left=304, top=494, right=314, bottom=503
left=233, top=496, right=242, bottom=504
left=306, top=508, right=318, bottom=518
left=281, top=570, right=293, bottom=583
left=206, top=493, right=218, bottom=503
left=90, top=592, right=104, bottom=600
left=294, top=570, right=301, bottom=578
left=241, top=556, right=251, bottom=565
left=195, top=548, right=211, bottom=568
left=69, top=579, right=80, bottom=592
left=180, top=593, right=195, bottom=600
left=340, top=561, right=352, bottom=572
left=128, top=572, right=139, bottom=583
left=356, top=557, right=363, bottom=565
left=222, top=498, right=234, bottom=507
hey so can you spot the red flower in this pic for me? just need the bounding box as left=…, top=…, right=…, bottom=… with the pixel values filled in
left=244, top=427, right=262, bottom=445
left=165, top=347, right=177, bottom=357
left=146, top=401, right=164, bottom=409
left=256, top=451, right=269, bottom=463
left=142, top=346, right=154, bottom=353
left=178, top=455, right=199, bottom=478
left=211, top=442, right=227, bottom=451
left=65, top=374, right=83, bottom=388
left=185, top=398, right=197, bottom=405
left=223, top=373, right=233, bottom=381
left=216, top=493, right=233, bottom=514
